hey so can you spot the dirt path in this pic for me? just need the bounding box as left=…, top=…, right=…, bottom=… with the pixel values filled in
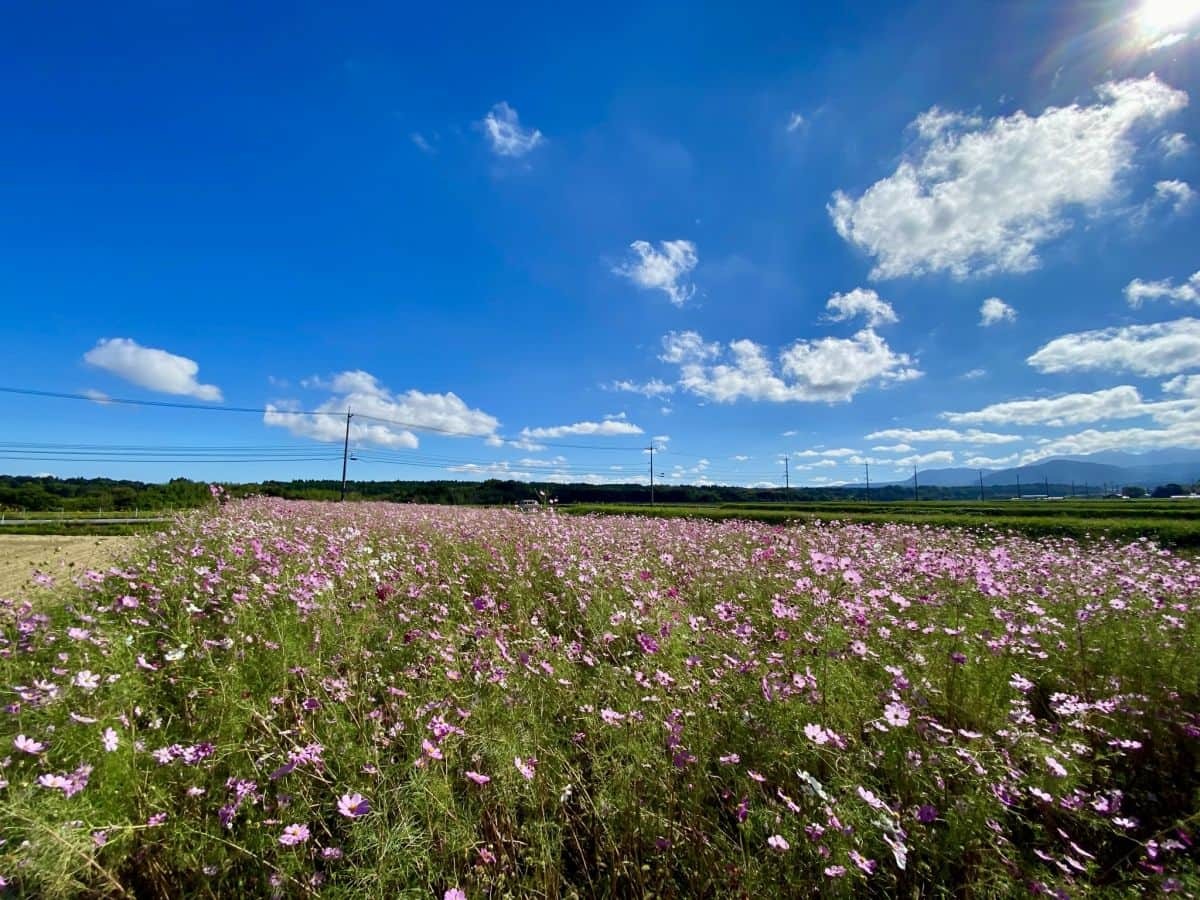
left=0, top=535, right=139, bottom=598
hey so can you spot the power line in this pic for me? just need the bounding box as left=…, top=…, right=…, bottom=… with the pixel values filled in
left=0, top=386, right=648, bottom=451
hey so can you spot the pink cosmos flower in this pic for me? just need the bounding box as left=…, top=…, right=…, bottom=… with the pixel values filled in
left=515, top=757, right=537, bottom=780
left=465, top=771, right=491, bottom=785
left=719, top=753, right=740, bottom=765
left=824, top=864, right=846, bottom=877
left=804, top=723, right=830, bottom=745
left=279, top=823, right=310, bottom=846
left=14, top=734, right=45, bottom=754
left=600, top=708, right=625, bottom=725
left=849, top=850, right=876, bottom=874
left=1045, top=756, right=1068, bottom=778
left=767, top=834, right=790, bottom=852
left=337, top=792, right=369, bottom=818
left=102, top=727, right=119, bottom=752
left=444, top=890, right=466, bottom=900
left=74, top=670, right=101, bottom=692
left=883, top=702, right=910, bottom=728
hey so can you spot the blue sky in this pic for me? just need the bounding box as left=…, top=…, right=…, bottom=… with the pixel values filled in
left=2, top=0, right=1200, bottom=487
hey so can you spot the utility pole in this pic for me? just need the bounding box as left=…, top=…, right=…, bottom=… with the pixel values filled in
left=979, top=469, right=985, bottom=502
left=784, top=457, right=789, bottom=491
left=864, top=462, right=870, bottom=502
left=648, top=444, right=655, bottom=506
left=340, top=410, right=353, bottom=502
left=913, top=464, right=919, bottom=502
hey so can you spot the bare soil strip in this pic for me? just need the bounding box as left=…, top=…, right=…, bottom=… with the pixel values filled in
left=0, top=535, right=137, bottom=598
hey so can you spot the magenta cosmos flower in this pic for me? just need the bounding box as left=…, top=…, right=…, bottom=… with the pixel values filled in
left=465, top=771, right=491, bottom=785
left=337, top=792, right=369, bottom=818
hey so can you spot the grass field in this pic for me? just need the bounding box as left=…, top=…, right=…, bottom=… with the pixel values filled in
left=1, top=498, right=1198, bottom=896
left=564, top=499, right=1200, bottom=547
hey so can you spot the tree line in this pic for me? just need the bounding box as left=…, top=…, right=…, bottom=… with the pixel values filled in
left=3, top=474, right=1196, bottom=513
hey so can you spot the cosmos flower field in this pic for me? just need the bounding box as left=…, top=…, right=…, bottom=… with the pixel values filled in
left=2, top=499, right=1199, bottom=897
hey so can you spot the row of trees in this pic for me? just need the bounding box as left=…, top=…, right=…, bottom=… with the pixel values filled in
left=4, top=475, right=1198, bottom=513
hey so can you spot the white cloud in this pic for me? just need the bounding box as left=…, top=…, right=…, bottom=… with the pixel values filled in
left=732, top=454, right=751, bottom=461
left=786, top=112, right=806, bottom=132
left=1126, top=269, right=1200, bottom=306
left=1161, top=132, right=1191, bottom=157
left=824, top=288, right=898, bottom=327
left=1020, top=419, right=1200, bottom=462
left=660, top=330, right=720, bottom=364
left=794, top=447, right=858, bottom=458
left=872, top=443, right=915, bottom=453
left=608, top=378, right=676, bottom=398
left=662, top=328, right=920, bottom=403
left=1164, top=374, right=1200, bottom=398
left=263, top=370, right=499, bottom=448
left=829, top=76, right=1189, bottom=279
left=411, top=132, right=436, bottom=155
left=865, top=427, right=1021, bottom=444
left=943, top=385, right=1160, bottom=426
left=83, top=389, right=111, bottom=405
left=963, top=453, right=1020, bottom=468
left=614, top=240, right=698, bottom=306
left=1027, top=318, right=1200, bottom=376
left=1148, top=32, right=1188, bottom=51
left=520, top=419, right=644, bottom=440
left=894, top=450, right=956, bottom=468
left=979, top=297, right=1017, bottom=326
left=1154, top=179, right=1195, bottom=213
left=481, top=102, right=544, bottom=158
left=84, top=338, right=223, bottom=401
left=961, top=368, right=987, bottom=379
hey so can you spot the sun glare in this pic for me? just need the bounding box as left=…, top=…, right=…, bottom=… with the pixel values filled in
left=1137, top=0, right=1200, bottom=35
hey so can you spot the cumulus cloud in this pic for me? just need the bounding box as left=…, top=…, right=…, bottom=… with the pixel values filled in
left=519, top=419, right=644, bottom=440
left=614, top=240, right=698, bottom=306
left=865, top=427, right=1022, bottom=444
left=1021, top=419, right=1200, bottom=462
left=84, top=338, right=223, bottom=401
left=1125, top=269, right=1200, bottom=306
left=829, top=76, right=1189, bottom=279
left=608, top=378, right=676, bottom=398
left=480, top=102, right=544, bottom=157
left=794, top=448, right=858, bottom=458
left=943, top=385, right=1162, bottom=426
left=824, top=288, right=898, bottom=327
left=263, top=370, right=499, bottom=448
left=1027, top=318, right=1200, bottom=377
left=979, top=297, right=1017, bottom=326
left=1154, top=179, right=1195, bottom=213
left=661, top=328, right=920, bottom=403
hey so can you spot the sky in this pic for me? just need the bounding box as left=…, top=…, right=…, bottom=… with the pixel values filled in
left=2, top=0, right=1200, bottom=488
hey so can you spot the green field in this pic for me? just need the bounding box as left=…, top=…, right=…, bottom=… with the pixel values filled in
left=563, top=499, right=1200, bottom=546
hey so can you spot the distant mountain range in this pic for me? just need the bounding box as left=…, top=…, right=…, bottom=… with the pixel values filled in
left=879, top=448, right=1200, bottom=491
